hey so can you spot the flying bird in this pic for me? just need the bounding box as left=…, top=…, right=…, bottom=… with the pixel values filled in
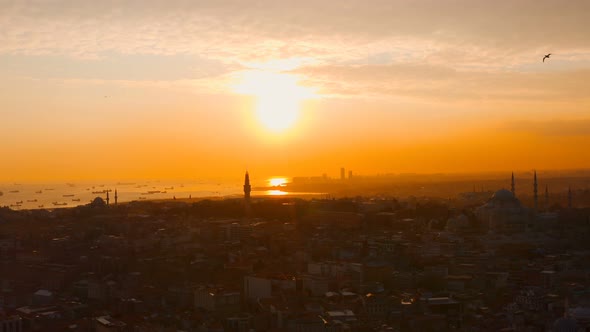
left=542, top=53, right=551, bottom=62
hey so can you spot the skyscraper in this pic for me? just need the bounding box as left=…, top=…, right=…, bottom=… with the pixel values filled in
left=244, top=172, right=251, bottom=201
left=340, top=168, right=345, bottom=181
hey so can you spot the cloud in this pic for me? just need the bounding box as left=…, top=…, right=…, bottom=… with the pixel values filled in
left=502, top=118, right=590, bottom=137
left=0, top=53, right=238, bottom=81
left=1, top=0, right=589, bottom=66
left=294, top=64, right=590, bottom=102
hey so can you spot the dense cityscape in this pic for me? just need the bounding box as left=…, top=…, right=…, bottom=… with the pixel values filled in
left=3, top=1, right=590, bottom=331
left=1, top=171, right=590, bottom=332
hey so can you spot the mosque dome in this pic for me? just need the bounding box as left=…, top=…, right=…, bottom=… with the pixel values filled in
left=90, top=197, right=106, bottom=208
left=482, top=189, right=522, bottom=209
left=491, top=189, right=515, bottom=201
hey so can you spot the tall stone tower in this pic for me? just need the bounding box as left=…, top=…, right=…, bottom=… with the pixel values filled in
left=533, top=170, right=538, bottom=212
left=106, top=190, right=110, bottom=206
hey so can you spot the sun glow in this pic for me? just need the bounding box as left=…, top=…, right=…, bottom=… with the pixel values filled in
left=267, top=189, right=288, bottom=196
left=269, top=177, right=287, bottom=187
left=233, top=70, right=317, bottom=132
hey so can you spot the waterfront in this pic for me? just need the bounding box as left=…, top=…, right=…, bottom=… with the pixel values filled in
left=0, top=179, right=323, bottom=210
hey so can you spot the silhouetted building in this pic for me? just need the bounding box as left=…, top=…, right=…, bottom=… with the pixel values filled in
left=568, top=187, right=572, bottom=209
left=348, top=170, right=353, bottom=179
left=341, top=167, right=345, bottom=180
left=511, top=172, right=515, bottom=196
left=475, top=189, right=531, bottom=233
left=106, top=190, right=110, bottom=206
left=244, top=172, right=251, bottom=201
left=114, top=189, right=118, bottom=206
left=90, top=197, right=107, bottom=209
left=244, top=172, right=252, bottom=217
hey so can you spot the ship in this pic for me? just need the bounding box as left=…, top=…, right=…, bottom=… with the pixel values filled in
left=9, top=190, right=19, bottom=193
left=72, top=198, right=80, bottom=202
left=63, top=194, right=75, bottom=197
left=27, top=199, right=37, bottom=202
left=38, top=205, right=44, bottom=208
left=52, top=202, right=68, bottom=206
left=35, top=190, right=42, bottom=194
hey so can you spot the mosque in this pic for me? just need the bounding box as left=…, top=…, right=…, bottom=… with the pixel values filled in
left=475, top=171, right=557, bottom=233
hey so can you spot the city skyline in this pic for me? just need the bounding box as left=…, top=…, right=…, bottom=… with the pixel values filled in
left=2, top=1, right=590, bottom=181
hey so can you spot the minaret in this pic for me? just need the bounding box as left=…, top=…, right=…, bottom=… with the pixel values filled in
left=114, top=189, right=118, bottom=206
left=533, top=170, right=538, bottom=212
left=106, top=190, right=110, bottom=206
left=568, top=186, right=572, bottom=209
left=511, top=172, right=515, bottom=196
left=545, top=185, right=549, bottom=212
left=243, top=172, right=251, bottom=201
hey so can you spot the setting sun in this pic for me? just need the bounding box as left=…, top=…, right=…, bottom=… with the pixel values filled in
left=269, top=177, right=288, bottom=187
left=233, top=70, right=317, bottom=133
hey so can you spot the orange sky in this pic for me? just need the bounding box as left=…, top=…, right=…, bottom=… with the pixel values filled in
left=1, top=1, right=590, bottom=182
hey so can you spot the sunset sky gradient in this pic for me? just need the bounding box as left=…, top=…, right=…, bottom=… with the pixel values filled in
left=1, top=0, right=590, bottom=182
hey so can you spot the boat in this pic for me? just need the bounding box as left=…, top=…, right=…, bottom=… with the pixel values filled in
left=72, top=198, right=80, bottom=202
left=147, top=190, right=161, bottom=194
left=27, top=199, right=37, bottom=202
left=165, top=186, right=174, bottom=190
left=9, top=190, right=19, bottom=193
left=16, top=200, right=23, bottom=204
left=52, top=202, right=68, bottom=206
left=45, top=188, right=55, bottom=191
left=63, top=194, right=75, bottom=197
left=38, top=205, right=44, bottom=208
left=35, top=190, right=42, bottom=194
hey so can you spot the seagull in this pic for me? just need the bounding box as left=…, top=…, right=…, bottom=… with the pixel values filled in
left=542, top=53, right=551, bottom=62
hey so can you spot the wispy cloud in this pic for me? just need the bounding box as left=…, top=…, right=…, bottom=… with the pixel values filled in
left=2, top=1, right=589, bottom=63
left=502, top=118, right=590, bottom=137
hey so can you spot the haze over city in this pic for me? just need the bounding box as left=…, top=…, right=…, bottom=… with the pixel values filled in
left=5, top=2, right=590, bottom=332
left=1, top=1, right=590, bottom=182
